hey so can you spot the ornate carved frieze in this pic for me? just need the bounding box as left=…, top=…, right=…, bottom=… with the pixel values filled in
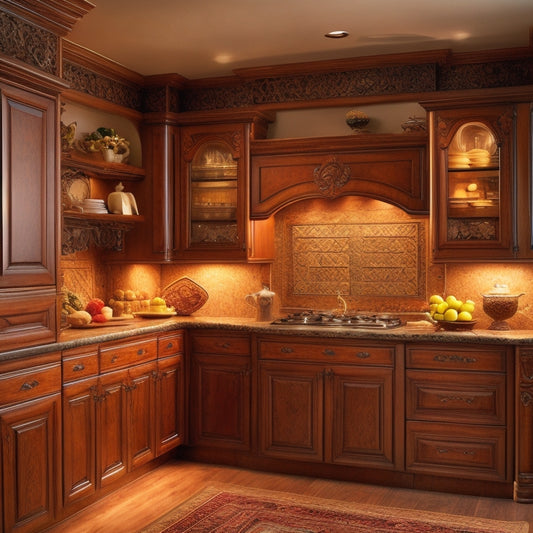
left=63, top=60, right=143, bottom=110
left=62, top=216, right=132, bottom=255
left=0, top=11, right=58, bottom=75
left=313, top=157, right=351, bottom=197
left=438, top=59, right=533, bottom=92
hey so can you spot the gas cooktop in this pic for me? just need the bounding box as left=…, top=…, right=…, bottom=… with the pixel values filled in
left=271, top=311, right=402, bottom=329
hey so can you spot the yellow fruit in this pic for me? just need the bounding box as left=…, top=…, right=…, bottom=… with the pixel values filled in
left=459, top=302, right=475, bottom=313
left=433, top=313, right=445, bottom=321
left=429, top=294, right=444, bottom=304
left=457, top=311, right=473, bottom=321
left=436, top=302, right=449, bottom=314
left=151, top=297, right=166, bottom=307
left=446, top=295, right=462, bottom=310
left=429, top=303, right=439, bottom=315
left=443, top=308, right=458, bottom=321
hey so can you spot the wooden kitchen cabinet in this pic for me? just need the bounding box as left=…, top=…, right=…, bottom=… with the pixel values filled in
left=258, top=336, right=399, bottom=469
left=421, top=99, right=517, bottom=261
left=405, top=344, right=513, bottom=483
left=189, top=330, right=252, bottom=450
left=0, top=82, right=58, bottom=350
left=62, top=332, right=184, bottom=511
left=0, top=352, right=62, bottom=533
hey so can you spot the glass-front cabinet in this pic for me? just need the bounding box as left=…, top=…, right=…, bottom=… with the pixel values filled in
left=181, top=123, right=247, bottom=260
left=424, top=104, right=516, bottom=261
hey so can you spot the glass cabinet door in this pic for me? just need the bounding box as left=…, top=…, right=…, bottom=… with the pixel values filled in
left=430, top=105, right=515, bottom=261
left=189, top=141, right=238, bottom=246
left=446, top=121, right=500, bottom=242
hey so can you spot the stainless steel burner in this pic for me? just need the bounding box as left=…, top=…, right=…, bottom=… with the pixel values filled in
left=272, top=311, right=402, bottom=329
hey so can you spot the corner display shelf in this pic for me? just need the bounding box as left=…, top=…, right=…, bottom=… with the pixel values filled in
left=61, top=151, right=146, bottom=255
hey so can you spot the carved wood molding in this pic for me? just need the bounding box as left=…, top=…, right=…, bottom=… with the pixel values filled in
left=313, top=156, right=351, bottom=198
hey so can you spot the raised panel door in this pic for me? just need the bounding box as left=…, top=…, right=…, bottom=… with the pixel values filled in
left=190, top=353, right=251, bottom=450
left=155, top=354, right=185, bottom=456
left=62, top=377, right=97, bottom=507
left=258, top=361, right=323, bottom=462
left=1, top=394, right=60, bottom=533
left=325, top=365, right=394, bottom=468
left=0, top=83, right=55, bottom=287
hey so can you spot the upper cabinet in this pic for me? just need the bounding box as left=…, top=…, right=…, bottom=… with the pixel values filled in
left=180, top=123, right=248, bottom=261
left=421, top=100, right=519, bottom=261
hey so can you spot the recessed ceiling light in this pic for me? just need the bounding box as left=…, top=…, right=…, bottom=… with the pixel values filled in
left=325, top=30, right=349, bottom=39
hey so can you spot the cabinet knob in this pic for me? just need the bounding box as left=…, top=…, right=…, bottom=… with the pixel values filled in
left=323, top=349, right=335, bottom=356
left=281, top=347, right=294, bottom=353
left=73, top=363, right=85, bottom=372
left=356, top=351, right=370, bottom=359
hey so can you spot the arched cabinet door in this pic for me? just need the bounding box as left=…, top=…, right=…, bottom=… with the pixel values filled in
left=423, top=103, right=516, bottom=261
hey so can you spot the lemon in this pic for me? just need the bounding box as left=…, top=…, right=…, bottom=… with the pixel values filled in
left=446, top=295, right=462, bottom=310
left=457, top=311, right=473, bottom=321
left=443, top=308, right=458, bottom=321
left=433, top=313, right=445, bottom=321
left=437, top=302, right=449, bottom=314
left=429, top=294, right=444, bottom=304
left=459, top=301, right=475, bottom=313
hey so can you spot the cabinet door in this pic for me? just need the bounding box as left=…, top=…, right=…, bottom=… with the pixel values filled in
left=62, top=377, right=97, bottom=507
left=181, top=123, right=248, bottom=260
left=126, top=362, right=156, bottom=470
left=258, top=361, right=323, bottom=462
left=0, top=83, right=56, bottom=287
left=430, top=105, right=515, bottom=260
left=325, top=365, right=395, bottom=468
left=155, top=354, right=185, bottom=456
left=190, top=353, right=251, bottom=450
left=96, top=370, right=128, bottom=488
left=1, top=394, right=60, bottom=533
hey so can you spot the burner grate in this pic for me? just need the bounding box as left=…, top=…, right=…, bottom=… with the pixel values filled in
left=272, top=311, right=402, bottom=329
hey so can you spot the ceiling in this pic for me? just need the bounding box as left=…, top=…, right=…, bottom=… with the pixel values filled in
left=67, top=0, right=533, bottom=80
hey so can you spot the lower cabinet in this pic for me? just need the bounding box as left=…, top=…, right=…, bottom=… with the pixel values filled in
left=258, top=337, right=399, bottom=470
left=0, top=352, right=61, bottom=533
left=189, top=330, right=252, bottom=451
left=62, top=331, right=184, bottom=509
left=405, top=343, right=513, bottom=483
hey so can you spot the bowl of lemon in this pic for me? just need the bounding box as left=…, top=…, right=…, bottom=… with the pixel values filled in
left=428, top=294, right=477, bottom=331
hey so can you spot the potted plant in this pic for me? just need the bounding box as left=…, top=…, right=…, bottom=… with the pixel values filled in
left=77, top=127, right=130, bottom=163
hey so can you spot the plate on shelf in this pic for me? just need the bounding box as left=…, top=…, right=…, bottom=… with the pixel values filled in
left=133, top=311, right=177, bottom=318
left=162, top=277, right=209, bottom=315
left=435, top=320, right=477, bottom=331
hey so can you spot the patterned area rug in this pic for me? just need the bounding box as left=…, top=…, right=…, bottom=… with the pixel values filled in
left=140, top=484, right=529, bottom=533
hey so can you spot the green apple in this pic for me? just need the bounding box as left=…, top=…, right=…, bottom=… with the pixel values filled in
left=444, top=308, right=458, bottom=321
left=457, top=311, right=473, bottom=321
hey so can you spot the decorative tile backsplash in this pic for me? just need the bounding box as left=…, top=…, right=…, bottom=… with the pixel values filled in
left=273, top=196, right=434, bottom=312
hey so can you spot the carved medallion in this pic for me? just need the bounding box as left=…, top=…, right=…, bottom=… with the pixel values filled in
left=313, top=156, right=351, bottom=197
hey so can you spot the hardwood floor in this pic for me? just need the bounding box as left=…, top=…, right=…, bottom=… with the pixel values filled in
left=46, top=459, right=533, bottom=532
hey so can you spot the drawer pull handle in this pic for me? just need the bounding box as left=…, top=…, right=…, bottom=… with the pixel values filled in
left=166, top=342, right=174, bottom=349
left=281, top=347, right=294, bottom=353
left=111, top=355, right=119, bottom=363
left=73, top=364, right=85, bottom=372
left=434, top=354, right=477, bottom=364
left=440, top=395, right=474, bottom=405
left=20, top=380, right=39, bottom=391
left=323, top=349, right=335, bottom=356
left=356, top=351, right=370, bottom=359
left=137, top=349, right=145, bottom=356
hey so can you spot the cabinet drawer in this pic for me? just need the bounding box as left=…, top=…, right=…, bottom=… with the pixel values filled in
left=406, top=370, right=506, bottom=424
left=406, top=421, right=507, bottom=481
left=406, top=345, right=507, bottom=372
left=0, top=357, right=61, bottom=407
left=62, top=346, right=99, bottom=382
left=158, top=332, right=184, bottom=358
left=100, top=337, right=157, bottom=372
left=259, top=339, right=394, bottom=365
left=191, top=333, right=250, bottom=355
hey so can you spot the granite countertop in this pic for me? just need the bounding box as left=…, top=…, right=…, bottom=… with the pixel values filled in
left=2, top=316, right=533, bottom=363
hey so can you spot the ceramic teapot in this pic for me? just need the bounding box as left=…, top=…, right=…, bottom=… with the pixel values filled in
left=245, top=286, right=275, bottom=322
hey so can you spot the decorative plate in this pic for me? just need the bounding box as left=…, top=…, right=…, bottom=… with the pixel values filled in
left=435, top=320, right=477, bottom=331
left=133, top=311, right=177, bottom=318
left=162, top=277, right=209, bottom=315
